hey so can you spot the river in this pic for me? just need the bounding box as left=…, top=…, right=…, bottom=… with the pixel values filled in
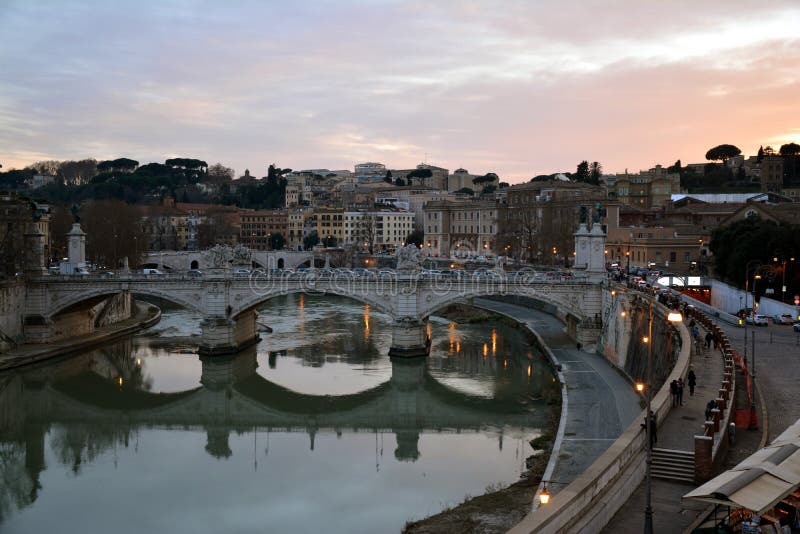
left=0, top=294, right=557, bottom=533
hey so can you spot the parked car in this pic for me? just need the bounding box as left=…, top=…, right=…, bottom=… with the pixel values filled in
left=745, top=314, right=769, bottom=326
left=794, top=322, right=800, bottom=332
left=142, top=268, right=164, bottom=275
left=772, top=313, right=794, bottom=325
left=188, top=269, right=203, bottom=278
left=233, top=268, right=251, bottom=277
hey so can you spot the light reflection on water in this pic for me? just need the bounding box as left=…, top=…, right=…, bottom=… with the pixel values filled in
left=0, top=294, right=557, bottom=534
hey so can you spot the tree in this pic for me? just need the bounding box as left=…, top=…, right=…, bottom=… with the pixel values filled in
left=80, top=200, right=145, bottom=268
left=481, top=184, right=497, bottom=195
left=354, top=214, right=377, bottom=254
left=574, top=161, right=590, bottom=182
left=407, top=168, right=433, bottom=186
left=588, top=162, right=602, bottom=185
left=405, top=229, right=424, bottom=246
left=705, top=144, right=741, bottom=163
left=455, top=187, right=474, bottom=195
left=58, top=159, right=98, bottom=185
left=384, top=170, right=393, bottom=183
left=303, top=231, right=319, bottom=251
left=499, top=182, right=510, bottom=188
left=49, top=205, right=74, bottom=261
left=779, top=143, right=800, bottom=156
left=667, top=159, right=682, bottom=173
left=472, top=172, right=498, bottom=185
left=394, top=177, right=406, bottom=186
left=322, top=235, right=337, bottom=247
left=28, top=160, right=60, bottom=176
left=97, top=158, right=139, bottom=173
left=206, top=163, right=235, bottom=184
left=757, top=146, right=765, bottom=163
left=269, top=232, right=285, bottom=250
left=764, top=146, right=775, bottom=156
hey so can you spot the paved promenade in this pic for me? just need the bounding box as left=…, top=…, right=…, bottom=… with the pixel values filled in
left=473, top=298, right=641, bottom=495
left=601, top=319, right=726, bottom=533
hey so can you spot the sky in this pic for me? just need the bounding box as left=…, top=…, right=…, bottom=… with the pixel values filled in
left=1, top=0, right=799, bottom=184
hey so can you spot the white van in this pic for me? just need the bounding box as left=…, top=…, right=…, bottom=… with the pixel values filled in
left=142, top=268, right=164, bottom=275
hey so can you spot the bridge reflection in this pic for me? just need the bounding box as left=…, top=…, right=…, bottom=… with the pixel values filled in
left=0, top=341, right=557, bottom=517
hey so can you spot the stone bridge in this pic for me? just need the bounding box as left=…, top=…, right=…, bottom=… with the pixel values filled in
left=142, top=250, right=315, bottom=271
left=25, top=269, right=606, bottom=356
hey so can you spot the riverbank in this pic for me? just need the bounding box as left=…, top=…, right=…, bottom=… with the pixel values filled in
left=0, top=302, right=161, bottom=371
left=434, top=303, right=504, bottom=324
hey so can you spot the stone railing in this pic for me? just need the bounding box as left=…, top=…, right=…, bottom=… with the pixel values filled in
left=509, top=294, right=692, bottom=534
left=683, top=306, right=737, bottom=482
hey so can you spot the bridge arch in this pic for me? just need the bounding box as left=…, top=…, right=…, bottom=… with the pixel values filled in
left=417, top=284, right=588, bottom=325
left=47, top=286, right=204, bottom=318
left=231, top=286, right=395, bottom=319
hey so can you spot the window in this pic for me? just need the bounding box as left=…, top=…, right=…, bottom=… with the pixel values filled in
left=669, top=252, right=676, bottom=263
left=684, top=252, right=691, bottom=262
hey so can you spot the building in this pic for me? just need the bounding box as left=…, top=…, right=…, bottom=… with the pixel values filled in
left=501, top=180, right=607, bottom=263
left=310, top=208, right=345, bottom=245
left=0, top=192, right=50, bottom=275
left=447, top=168, right=500, bottom=192
left=374, top=187, right=454, bottom=230
left=344, top=210, right=415, bottom=251
left=285, top=208, right=313, bottom=251
left=354, top=162, right=387, bottom=182
left=609, top=165, right=681, bottom=209
left=26, top=175, right=56, bottom=190
left=422, top=200, right=500, bottom=258
left=239, top=210, right=288, bottom=250
left=389, top=164, right=449, bottom=190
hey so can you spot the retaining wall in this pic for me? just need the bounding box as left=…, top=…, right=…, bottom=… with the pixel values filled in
left=509, top=285, right=691, bottom=534
left=0, top=280, right=26, bottom=352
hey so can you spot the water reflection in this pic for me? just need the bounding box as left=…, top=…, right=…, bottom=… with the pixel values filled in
left=0, top=295, right=559, bottom=534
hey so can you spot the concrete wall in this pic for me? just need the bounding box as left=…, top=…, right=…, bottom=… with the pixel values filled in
left=0, top=280, right=26, bottom=352
left=710, top=278, right=798, bottom=318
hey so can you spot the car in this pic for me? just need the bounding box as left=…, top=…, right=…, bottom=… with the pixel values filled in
left=772, top=313, right=794, bottom=325
left=142, top=268, right=164, bottom=275
left=794, top=322, right=800, bottom=333
left=99, top=271, right=115, bottom=277
left=188, top=269, right=203, bottom=278
left=234, top=268, right=251, bottom=277
left=745, top=314, right=769, bottom=326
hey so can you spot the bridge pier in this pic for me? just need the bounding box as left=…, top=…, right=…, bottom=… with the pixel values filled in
left=388, top=318, right=429, bottom=358
left=198, top=310, right=260, bottom=356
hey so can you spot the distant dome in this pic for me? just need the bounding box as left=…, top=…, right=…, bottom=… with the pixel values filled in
left=455, top=168, right=468, bottom=173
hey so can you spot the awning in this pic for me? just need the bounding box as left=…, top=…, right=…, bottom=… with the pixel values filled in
left=684, top=420, right=800, bottom=514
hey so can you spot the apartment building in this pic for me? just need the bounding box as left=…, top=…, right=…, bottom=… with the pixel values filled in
left=609, top=165, right=681, bottom=209
left=422, top=200, right=499, bottom=257
left=344, top=210, right=415, bottom=250
left=239, top=210, right=288, bottom=250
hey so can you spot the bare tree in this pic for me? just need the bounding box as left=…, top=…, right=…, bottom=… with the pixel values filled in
left=81, top=200, right=145, bottom=268
left=354, top=214, right=377, bottom=253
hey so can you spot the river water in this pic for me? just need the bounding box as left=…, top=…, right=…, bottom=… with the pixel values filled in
left=0, top=294, right=557, bottom=534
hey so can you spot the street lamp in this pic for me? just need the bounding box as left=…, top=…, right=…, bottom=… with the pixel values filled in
left=643, top=301, right=683, bottom=534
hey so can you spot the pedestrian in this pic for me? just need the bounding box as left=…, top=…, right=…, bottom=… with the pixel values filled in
left=641, top=410, right=658, bottom=447
left=670, top=379, right=679, bottom=407
left=687, top=367, right=697, bottom=396
left=705, top=332, right=713, bottom=349
left=712, top=333, right=719, bottom=350
left=677, top=378, right=685, bottom=406
left=692, top=326, right=700, bottom=341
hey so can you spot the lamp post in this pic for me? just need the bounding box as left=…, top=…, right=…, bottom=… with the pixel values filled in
left=642, top=299, right=683, bottom=534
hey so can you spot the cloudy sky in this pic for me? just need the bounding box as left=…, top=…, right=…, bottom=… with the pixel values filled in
left=1, top=0, right=799, bottom=183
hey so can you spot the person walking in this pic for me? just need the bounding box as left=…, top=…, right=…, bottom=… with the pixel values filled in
left=677, top=378, right=685, bottom=406
left=705, top=332, right=713, bottom=349
left=670, top=379, right=679, bottom=407
left=642, top=410, right=658, bottom=447
left=687, top=367, right=697, bottom=396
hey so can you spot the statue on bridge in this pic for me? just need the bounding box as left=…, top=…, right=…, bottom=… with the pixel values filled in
left=231, top=244, right=252, bottom=265
left=395, top=243, right=423, bottom=272
left=204, top=244, right=252, bottom=268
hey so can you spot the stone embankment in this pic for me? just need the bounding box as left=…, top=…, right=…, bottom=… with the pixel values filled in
left=0, top=302, right=161, bottom=371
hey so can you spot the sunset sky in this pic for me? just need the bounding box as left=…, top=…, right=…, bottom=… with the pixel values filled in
left=1, top=0, right=799, bottom=183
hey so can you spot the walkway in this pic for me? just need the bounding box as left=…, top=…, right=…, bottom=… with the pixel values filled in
left=601, top=319, right=726, bottom=533
left=473, top=298, right=641, bottom=494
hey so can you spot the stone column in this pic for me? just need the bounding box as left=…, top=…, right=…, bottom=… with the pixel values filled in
left=573, top=223, right=590, bottom=270
left=694, top=435, right=713, bottom=484
left=388, top=318, right=429, bottom=358
left=24, top=226, right=47, bottom=276
left=199, top=310, right=260, bottom=356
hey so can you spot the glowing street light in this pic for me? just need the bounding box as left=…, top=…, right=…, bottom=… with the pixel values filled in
left=538, top=485, right=550, bottom=505
left=635, top=382, right=645, bottom=393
